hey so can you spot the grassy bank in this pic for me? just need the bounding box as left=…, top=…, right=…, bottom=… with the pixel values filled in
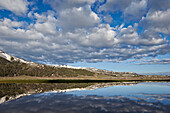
left=0, top=76, right=170, bottom=83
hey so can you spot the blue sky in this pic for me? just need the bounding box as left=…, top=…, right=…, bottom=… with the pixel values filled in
left=0, top=0, right=170, bottom=73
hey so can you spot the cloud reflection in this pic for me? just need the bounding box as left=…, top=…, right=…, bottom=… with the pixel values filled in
left=0, top=93, right=169, bottom=113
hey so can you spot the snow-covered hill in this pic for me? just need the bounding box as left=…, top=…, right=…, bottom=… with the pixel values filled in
left=54, top=65, right=87, bottom=69
left=54, top=64, right=137, bottom=76
left=0, top=50, right=138, bottom=76
left=0, top=50, right=34, bottom=64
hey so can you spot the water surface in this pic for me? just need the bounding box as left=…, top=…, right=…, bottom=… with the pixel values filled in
left=0, top=82, right=170, bottom=113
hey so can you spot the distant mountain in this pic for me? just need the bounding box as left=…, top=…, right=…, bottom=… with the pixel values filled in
left=139, top=72, right=170, bottom=76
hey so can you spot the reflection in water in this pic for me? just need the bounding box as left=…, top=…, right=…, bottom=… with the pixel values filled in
left=0, top=83, right=93, bottom=103
left=66, top=82, right=170, bottom=105
left=0, top=93, right=170, bottom=113
left=0, top=82, right=170, bottom=113
left=0, top=82, right=138, bottom=103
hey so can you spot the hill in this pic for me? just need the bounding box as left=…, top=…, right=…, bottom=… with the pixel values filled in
left=0, top=50, right=142, bottom=78
left=0, top=56, right=95, bottom=77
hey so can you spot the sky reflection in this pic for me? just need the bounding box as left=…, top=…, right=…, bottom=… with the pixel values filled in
left=0, top=82, right=170, bottom=113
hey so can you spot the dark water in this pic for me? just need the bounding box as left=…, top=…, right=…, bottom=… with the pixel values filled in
left=0, top=82, right=170, bottom=113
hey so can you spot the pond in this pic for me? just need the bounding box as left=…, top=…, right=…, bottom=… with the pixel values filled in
left=0, top=82, right=170, bottom=113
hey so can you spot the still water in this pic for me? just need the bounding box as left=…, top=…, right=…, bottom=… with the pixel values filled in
left=0, top=82, right=170, bottom=113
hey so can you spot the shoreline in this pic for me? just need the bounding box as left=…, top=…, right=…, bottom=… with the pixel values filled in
left=0, top=76, right=170, bottom=83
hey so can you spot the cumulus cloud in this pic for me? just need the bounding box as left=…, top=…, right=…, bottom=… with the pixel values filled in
left=124, top=0, right=147, bottom=20
left=43, top=0, right=100, bottom=31
left=98, top=0, right=147, bottom=20
left=0, top=0, right=170, bottom=64
left=103, top=14, right=113, bottom=23
left=0, top=16, right=168, bottom=63
left=32, top=13, right=58, bottom=35
left=136, top=59, right=170, bottom=65
left=98, top=0, right=170, bottom=22
left=73, top=24, right=118, bottom=48
left=0, top=18, right=25, bottom=28
left=0, top=0, right=29, bottom=15
left=148, top=0, right=170, bottom=11
left=98, top=0, right=133, bottom=12
left=140, top=9, right=170, bottom=35
left=0, top=15, right=169, bottom=64
left=57, top=5, right=100, bottom=31
left=43, top=0, right=95, bottom=11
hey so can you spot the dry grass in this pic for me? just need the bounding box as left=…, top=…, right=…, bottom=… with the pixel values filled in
left=0, top=75, right=170, bottom=83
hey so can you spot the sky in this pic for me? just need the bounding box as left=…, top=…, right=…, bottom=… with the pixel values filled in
left=0, top=0, right=170, bottom=73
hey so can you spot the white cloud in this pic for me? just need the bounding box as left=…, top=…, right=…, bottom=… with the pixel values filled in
left=103, top=14, right=113, bottom=23
left=148, top=0, right=170, bottom=11
left=98, top=0, right=133, bottom=12
left=136, top=58, right=170, bottom=65
left=116, top=25, right=167, bottom=46
left=57, top=5, right=100, bottom=31
left=34, top=22, right=56, bottom=35
left=0, top=18, right=25, bottom=28
left=0, top=0, right=29, bottom=15
left=43, top=0, right=99, bottom=31
left=32, top=13, right=58, bottom=35
left=34, top=13, right=48, bottom=23
left=66, top=24, right=118, bottom=48
left=0, top=16, right=169, bottom=64
left=44, top=0, right=95, bottom=11
left=0, top=0, right=170, bottom=64
left=98, top=0, right=148, bottom=21
left=124, top=0, right=147, bottom=20
left=140, top=9, right=170, bottom=35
